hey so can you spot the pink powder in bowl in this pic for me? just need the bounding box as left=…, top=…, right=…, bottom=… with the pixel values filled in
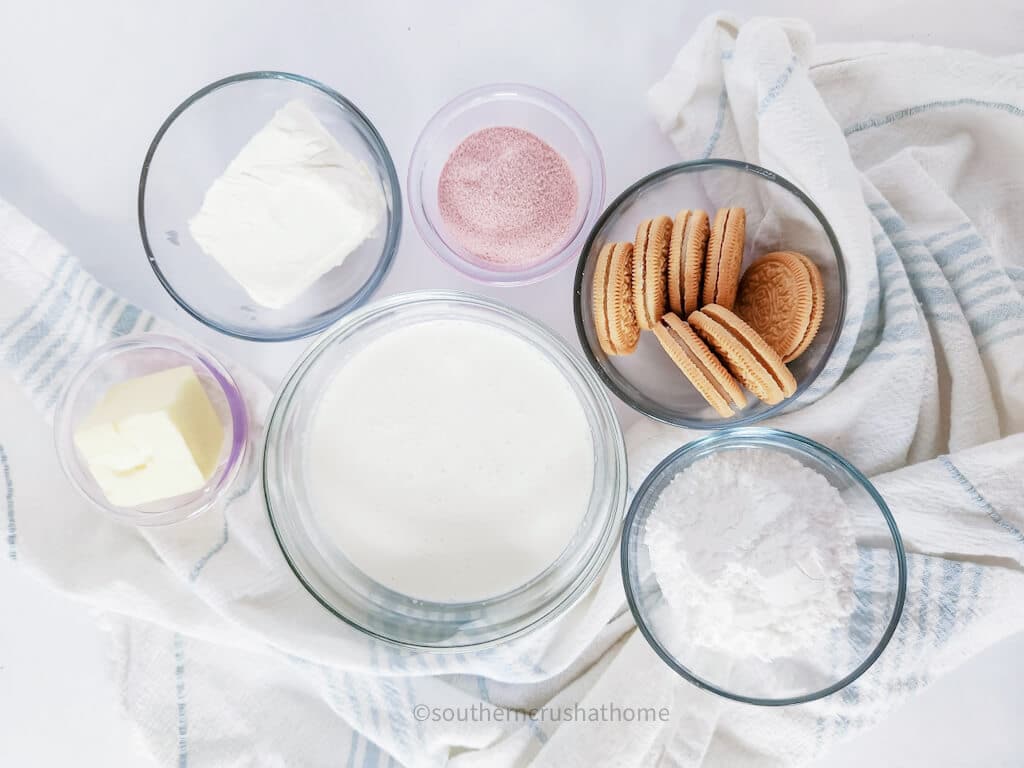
left=437, top=127, right=579, bottom=268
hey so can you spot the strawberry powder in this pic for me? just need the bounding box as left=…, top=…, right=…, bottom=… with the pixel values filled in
left=437, top=127, right=578, bottom=267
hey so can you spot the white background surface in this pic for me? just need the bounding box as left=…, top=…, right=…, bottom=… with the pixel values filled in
left=1, top=1, right=1022, bottom=765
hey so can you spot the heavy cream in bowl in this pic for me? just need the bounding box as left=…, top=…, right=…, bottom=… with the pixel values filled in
left=309, top=319, right=593, bottom=603
left=264, top=292, right=626, bottom=649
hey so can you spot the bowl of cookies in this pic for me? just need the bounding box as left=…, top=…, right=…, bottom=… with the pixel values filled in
left=574, top=159, right=846, bottom=428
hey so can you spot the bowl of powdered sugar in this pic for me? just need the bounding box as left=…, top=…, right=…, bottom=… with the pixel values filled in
left=622, top=428, right=906, bottom=705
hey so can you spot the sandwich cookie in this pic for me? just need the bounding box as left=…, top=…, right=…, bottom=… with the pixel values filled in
left=633, top=215, right=673, bottom=330
left=734, top=251, right=814, bottom=361
left=783, top=251, right=825, bottom=362
left=703, top=207, right=746, bottom=310
left=592, top=241, right=640, bottom=356
left=668, top=209, right=710, bottom=316
left=653, top=313, right=746, bottom=418
left=689, top=303, right=797, bottom=405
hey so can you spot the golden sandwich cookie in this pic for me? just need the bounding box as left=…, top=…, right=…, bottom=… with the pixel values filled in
left=653, top=313, right=746, bottom=418
left=703, top=207, right=746, bottom=310
left=633, top=215, right=673, bottom=330
left=734, top=251, right=815, bottom=361
left=668, top=209, right=710, bottom=316
left=784, top=251, right=825, bottom=362
left=689, top=303, right=797, bottom=405
left=592, top=241, right=640, bottom=356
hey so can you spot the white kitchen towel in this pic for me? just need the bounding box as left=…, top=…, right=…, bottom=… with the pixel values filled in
left=2, top=12, right=1024, bottom=767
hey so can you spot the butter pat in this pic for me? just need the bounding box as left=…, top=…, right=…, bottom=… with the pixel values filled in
left=73, top=366, right=225, bottom=508
left=188, top=99, right=385, bottom=309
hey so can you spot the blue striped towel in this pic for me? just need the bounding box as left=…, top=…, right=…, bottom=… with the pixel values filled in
left=2, top=13, right=1024, bottom=767
left=636, top=13, right=1024, bottom=766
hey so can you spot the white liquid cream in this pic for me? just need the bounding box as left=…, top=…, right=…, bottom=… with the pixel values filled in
left=307, top=319, right=595, bottom=603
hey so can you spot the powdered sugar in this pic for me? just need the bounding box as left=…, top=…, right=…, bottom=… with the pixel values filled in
left=644, top=448, right=856, bottom=663
left=437, top=127, right=578, bottom=267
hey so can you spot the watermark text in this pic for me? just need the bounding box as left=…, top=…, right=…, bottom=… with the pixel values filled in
left=412, top=702, right=670, bottom=724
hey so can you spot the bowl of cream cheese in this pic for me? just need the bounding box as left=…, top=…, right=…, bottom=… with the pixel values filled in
left=139, top=71, right=401, bottom=341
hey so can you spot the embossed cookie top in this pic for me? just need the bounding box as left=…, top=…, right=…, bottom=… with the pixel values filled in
left=735, top=251, right=814, bottom=360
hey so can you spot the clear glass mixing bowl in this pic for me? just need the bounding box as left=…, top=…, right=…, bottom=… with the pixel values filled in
left=263, top=291, right=627, bottom=649
left=53, top=334, right=249, bottom=526
left=574, top=159, right=847, bottom=428
left=622, top=428, right=906, bottom=705
left=409, top=83, right=605, bottom=286
left=139, top=71, right=401, bottom=341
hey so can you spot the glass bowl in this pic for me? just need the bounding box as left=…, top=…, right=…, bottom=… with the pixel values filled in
left=622, top=428, right=906, bottom=705
left=263, top=291, right=627, bottom=650
left=53, top=334, right=248, bottom=526
left=574, top=159, right=846, bottom=428
left=139, top=71, right=401, bottom=342
left=408, top=83, right=605, bottom=286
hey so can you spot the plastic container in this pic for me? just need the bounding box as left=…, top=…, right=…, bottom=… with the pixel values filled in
left=139, top=71, right=401, bottom=341
left=408, top=83, right=605, bottom=286
left=54, top=334, right=248, bottom=526
left=574, top=159, right=847, bottom=428
left=263, top=291, right=627, bottom=649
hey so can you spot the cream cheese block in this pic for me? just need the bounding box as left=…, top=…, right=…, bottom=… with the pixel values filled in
left=188, top=99, right=385, bottom=309
left=73, top=366, right=224, bottom=507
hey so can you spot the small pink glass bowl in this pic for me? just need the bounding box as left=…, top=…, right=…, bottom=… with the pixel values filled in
left=53, top=334, right=248, bottom=526
left=408, top=83, right=605, bottom=286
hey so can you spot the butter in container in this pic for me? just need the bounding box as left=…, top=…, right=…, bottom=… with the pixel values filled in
left=54, top=334, right=248, bottom=526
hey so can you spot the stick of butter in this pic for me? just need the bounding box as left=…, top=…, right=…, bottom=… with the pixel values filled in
left=73, top=366, right=225, bottom=508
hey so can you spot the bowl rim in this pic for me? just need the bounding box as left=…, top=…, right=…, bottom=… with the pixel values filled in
left=262, top=289, right=628, bottom=650
left=407, top=82, right=606, bottom=287
left=52, top=333, right=249, bottom=526
left=572, top=158, right=848, bottom=428
left=620, top=427, right=908, bottom=706
left=137, top=70, right=402, bottom=342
